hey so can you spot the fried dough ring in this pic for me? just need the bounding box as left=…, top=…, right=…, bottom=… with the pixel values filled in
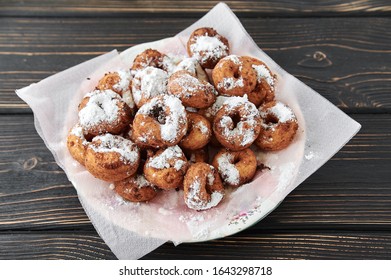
left=174, top=57, right=209, bottom=82
left=131, top=66, right=168, bottom=108
left=213, top=96, right=261, bottom=151
left=144, top=145, right=188, bottom=190
left=131, top=48, right=168, bottom=72
left=212, top=55, right=257, bottom=96
left=114, top=174, right=157, bottom=202
left=255, top=101, right=298, bottom=151
left=85, top=134, right=140, bottom=182
left=187, top=27, right=229, bottom=69
left=184, top=162, right=224, bottom=211
left=66, top=123, right=89, bottom=165
left=78, top=90, right=132, bottom=137
left=132, top=95, right=188, bottom=148
left=212, top=148, right=257, bottom=188
left=167, top=70, right=217, bottom=109
left=179, top=112, right=211, bottom=150
left=243, top=56, right=276, bottom=106
left=96, top=70, right=136, bottom=114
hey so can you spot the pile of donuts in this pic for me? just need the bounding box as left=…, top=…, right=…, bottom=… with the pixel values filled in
left=67, top=27, right=299, bottom=211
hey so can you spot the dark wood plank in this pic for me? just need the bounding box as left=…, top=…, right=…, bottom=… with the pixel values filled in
left=1, top=17, right=390, bottom=113
left=0, top=232, right=116, bottom=259
left=1, top=0, right=390, bottom=17
left=1, top=231, right=390, bottom=259
left=1, top=114, right=390, bottom=231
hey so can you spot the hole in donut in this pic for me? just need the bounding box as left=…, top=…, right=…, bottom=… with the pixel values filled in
left=265, top=114, right=279, bottom=125
left=151, top=105, right=166, bottom=125
left=233, top=157, right=241, bottom=165
left=230, top=112, right=242, bottom=128
left=233, top=71, right=240, bottom=79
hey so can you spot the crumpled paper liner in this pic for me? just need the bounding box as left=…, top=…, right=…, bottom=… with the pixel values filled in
left=16, top=2, right=361, bottom=259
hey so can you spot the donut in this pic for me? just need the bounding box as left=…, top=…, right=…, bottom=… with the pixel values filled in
left=187, top=27, right=229, bottom=69
left=212, top=55, right=257, bottom=96
left=96, top=70, right=136, bottom=114
left=144, top=145, right=188, bottom=190
left=131, top=66, right=168, bottom=108
left=167, top=70, right=217, bottom=109
left=213, top=96, right=261, bottom=151
left=78, top=89, right=132, bottom=136
left=243, top=56, right=276, bottom=106
left=85, top=134, right=140, bottom=182
left=114, top=174, right=157, bottom=202
left=212, top=55, right=276, bottom=107
left=179, top=112, right=211, bottom=150
left=183, top=162, right=224, bottom=211
left=132, top=95, right=188, bottom=149
left=131, top=48, right=169, bottom=72
left=255, top=101, right=298, bottom=151
left=174, top=57, right=209, bottom=82
left=66, top=123, right=89, bottom=165
left=212, top=148, right=257, bottom=187
left=184, top=147, right=209, bottom=164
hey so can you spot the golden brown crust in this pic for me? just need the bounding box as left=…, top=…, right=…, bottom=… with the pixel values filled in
left=114, top=174, right=157, bottom=202
left=131, top=48, right=167, bottom=71
left=84, top=134, right=140, bottom=182
left=242, top=56, right=276, bottom=106
left=183, top=146, right=209, bottom=164
left=167, top=70, right=216, bottom=109
left=212, top=55, right=257, bottom=96
left=132, top=95, right=188, bottom=149
left=183, top=162, right=224, bottom=210
left=66, top=125, right=88, bottom=165
left=179, top=112, right=211, bottom=150
left=213, top=99, right=261, bottom=151
left=97, top=72, right=121, bottom=92
left=78, top=90, right=132, bottom=137
left=255, top=101, right=298, bottom=151
left=187, top=27, right=229, bottom=69
left=212, top=148, right=257, bottom=188
left=143, top=146, right=188, bottom=190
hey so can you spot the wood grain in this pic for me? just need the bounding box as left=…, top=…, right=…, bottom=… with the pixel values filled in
left=1, top=17, right=390, bottom=113
left=1, top=231, right=390, bottom=259
left=1, top=0, right=390, bottom=17
left=0, top=114, right=390, bottom=231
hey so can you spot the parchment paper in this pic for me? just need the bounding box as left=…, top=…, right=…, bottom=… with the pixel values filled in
left=16, top=3, right=361, bottom=259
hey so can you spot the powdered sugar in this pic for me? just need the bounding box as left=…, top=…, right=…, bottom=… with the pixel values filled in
left=185, top=176, right=224, bottom=211
left=190, top=35, right=228, bottom=64
left=202, top=95, right=231, bottom=118
left=90, top=134, right=139, bottom=164
left=261, top=101, right=296, bottom=125
left=132, top=174, right=153, bottom=188
left=70, top=123, right=88, bottom=144
left=218, top=77, right=244, bottom=90
left=217, top=153, right=240, bottom=186
left=252, top=64, right=274, bottom=88
left=112, top=70, right=135, bottom=109
left=137, top=95, right=187, bottom=143
left=174, top=57, right=198, bottom=74
left=112, top=70, right=132, bottom=94
left=194, top=120, right=209, bottom=135
left=218, top=95, right=260, bottom=146
left=147, top=145, right=186, bottom=171
left=131, top=66, right=168, bottom=106
left=79, top=90, right=120, bottom=129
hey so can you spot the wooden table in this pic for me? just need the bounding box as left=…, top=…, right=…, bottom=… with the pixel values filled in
left=1, top=0, right=390, bottom=259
